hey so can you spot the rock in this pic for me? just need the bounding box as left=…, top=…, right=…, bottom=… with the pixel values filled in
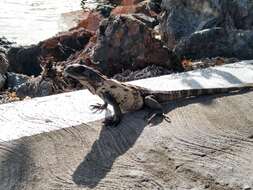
left=0, top=53, right=8, bottom=90
left=96, top=5, right=114, bottom=17
left=16, top=76, right=55, bottom=98
left=7, top=45, right=42, bottom=76
left=113, top=64, right=172, bottom=81
left=148, top=0, right=162, bottom=14
left=89, top=15, right=181, bottom=76
left=40, top=28, right=93, bottom=62
left=72, top=11, right=103, bottom=32
left=6, top=72, right=30, bottom=91
left=132, top=13, right=158, bottom=28
left=111, top=1, right=151, bottom=16
left=0, top=52, right=8, bottom=74
left=121, top=0, right=144, bottom=5
left=0, top=74, right=6, bottom=90
left=174, top=28, right=253, bottom=60
left=0, top=37, right=14, bottom=53
left=6, top=28, right=93, bottom=77
left=160, top=0, right=253, bottom=48
left=181, top=57, right=239, bottom=71
left=16, top=60, right=69, bottom=98
left=160, top=0, right=219, bottom=48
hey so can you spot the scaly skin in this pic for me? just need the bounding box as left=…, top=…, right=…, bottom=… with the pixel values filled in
left=64, top=64, right=253, bottom=127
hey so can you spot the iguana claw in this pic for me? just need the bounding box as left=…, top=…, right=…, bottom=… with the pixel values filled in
left=90, top=103, right=108, bottom=113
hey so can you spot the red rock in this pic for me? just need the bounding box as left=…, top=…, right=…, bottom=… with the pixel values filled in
left=71, top=11, right=103, bottom=32
left=40, top=28, right=93, bottom=62
left=121, top=0, right=144, bottom=5
left=111, top=1, right=153, bottom=16
left=88, top=15, right=181, bottom=76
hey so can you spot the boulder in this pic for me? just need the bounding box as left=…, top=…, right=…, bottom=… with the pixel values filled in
left=6, top=28, right=93, bottom=77
left=7, top=45, right=42, bottom=76
left=0, top=53, right=9, bottom=90
left=160, top=0, right=219, bottom=48
left=121, top=0, right=144, bottom=5
left=0, top=37, right=13, bottom=53
left=0, top=52, right=8, bottom=74
left=0, top=74, right=6, bottom=90
left=160, top=0, right=253, bottom=48
left=72, top=11, right=103, bottom=33
left=111, top=1, right=150, bottom=16
left=89, top=15, right=181, bottom=76
left=174, top=28, right=253, bottom=60
left=40, top=28, right=93, bottom=62
left=113, top=64, right=172, bottom=81
left=6, top=72, right=30, bottom=91
left=16, top=76, right=55, bottom=98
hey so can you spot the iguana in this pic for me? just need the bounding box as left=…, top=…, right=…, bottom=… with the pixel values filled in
left=64, top=64, right=253, bottom=127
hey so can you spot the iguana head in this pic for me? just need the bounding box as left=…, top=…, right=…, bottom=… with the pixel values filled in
left=64, top=64, right=106, bottom=91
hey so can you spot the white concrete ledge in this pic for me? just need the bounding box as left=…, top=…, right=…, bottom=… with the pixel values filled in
left=0, top=60, right=253, bottom=141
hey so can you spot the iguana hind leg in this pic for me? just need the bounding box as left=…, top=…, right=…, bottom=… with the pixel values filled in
left=144, top=95, right=171, bottom=123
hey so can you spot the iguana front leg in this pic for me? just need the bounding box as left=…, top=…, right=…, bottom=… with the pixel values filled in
left=90, top=102, right=108, bottom=113
left=144, top=95, right=171, bottom=123
left=101, top=92, right=122, bottom=127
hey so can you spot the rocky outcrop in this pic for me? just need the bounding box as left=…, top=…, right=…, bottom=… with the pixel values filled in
left=160, top=0, right=253, bottom=54
left=111, top=1, right=150, bottom=16
left=89, top=15, right=181, bottom=76
left=113, top=64, right=172, bottom=81
left=175, top=28, right=253, bottom=60
left=160, top=0, right=219, bottom=48
left=6, top=28, right=93, bottom=77
left=40, top=28, right=94, bottom=62
left=16, top=76, right=55, bottom=98
left=71, top=11, right=103, bottom=33
left=7, top=45, right=42, bottom=76
left=15, top=61, right=67, bottom=98
left=0, top=53, right=8, bottom=75
left=0, top=37, right=13, bottom=53
left=6, top=72, right=30, bottom=91
left=0, top=53, right=8, bottom=89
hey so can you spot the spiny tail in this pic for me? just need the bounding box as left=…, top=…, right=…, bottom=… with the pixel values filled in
left=152, top=83, right=253, bottom=102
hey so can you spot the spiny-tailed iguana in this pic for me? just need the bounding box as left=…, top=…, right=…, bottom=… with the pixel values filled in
left=64, top=64, right=253, bottom=127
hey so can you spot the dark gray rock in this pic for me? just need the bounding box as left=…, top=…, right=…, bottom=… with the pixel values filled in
left=6, top=72, right=30, bottom=91
left=16, top=76, right=54, bottom=98
left=160, top=0, right=253, bottom=48
left=0, top=37, right=13, bottom=53
left=7, top=45, right=42, bottom=76
left=174, top=27, right=253, bottom=60
left=160, top=0, right=219, bottom=48
left=0, top=53, right=8, bottom=74
left=132, top=13, right=159, bottom=28
left=113, top=65, right=172, bottom=81
left=0, top=74, right=6, bottom=90
left=148, top=0, right=162, bottom=14
left=0, top=53, right=9, bottom=90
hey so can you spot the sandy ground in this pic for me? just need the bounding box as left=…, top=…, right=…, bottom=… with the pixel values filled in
left=0, top=90, right=253, bottom=190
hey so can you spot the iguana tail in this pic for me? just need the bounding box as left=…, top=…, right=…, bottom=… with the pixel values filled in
left=152, top=83, right=253, bottom=102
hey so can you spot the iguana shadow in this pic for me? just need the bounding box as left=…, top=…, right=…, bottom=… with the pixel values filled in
left=72, top=89, right=251, bottom=188
left=72, top=110, right=147, bottom=188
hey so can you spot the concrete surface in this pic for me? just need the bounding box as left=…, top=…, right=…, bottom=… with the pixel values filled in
left=0, top=61, right=253, bottom=142
left=0, top=91, right=253, bottom=189
left=0, top=61, right=253, bottom=189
